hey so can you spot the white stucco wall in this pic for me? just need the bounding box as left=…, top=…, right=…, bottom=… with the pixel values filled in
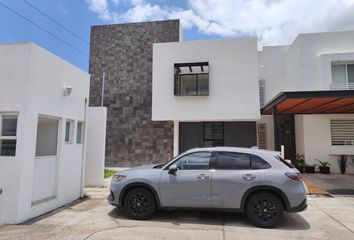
left=256, top=115, right=274, bottom=151
left=152, top=38, right=260, bottom=121
left=0, top=43, right=90, bottom=224
left=296, top=114, right=354, bottom=174
left=85, top=107, right=107, bottom=187
left=258, top=46, right=288, bottom=103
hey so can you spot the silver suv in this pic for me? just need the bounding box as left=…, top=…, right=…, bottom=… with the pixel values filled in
left=108, top=147, right=307, bottom=228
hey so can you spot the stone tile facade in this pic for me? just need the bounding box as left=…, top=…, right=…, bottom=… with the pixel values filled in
left=89, top=20, right=179, bottom=167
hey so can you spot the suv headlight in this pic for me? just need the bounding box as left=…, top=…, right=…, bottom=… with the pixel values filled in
left=112, top=175, right=126, bottom=181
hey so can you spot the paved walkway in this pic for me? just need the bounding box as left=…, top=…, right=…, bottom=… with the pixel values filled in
left=303, top=174, right=354, bottom=195
left=1, top=185, right=354, bottom=240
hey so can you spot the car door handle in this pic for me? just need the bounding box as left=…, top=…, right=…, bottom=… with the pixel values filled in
left=197, top=174, right=209, bottom=180
left=242, top=174, right=256, bottom=181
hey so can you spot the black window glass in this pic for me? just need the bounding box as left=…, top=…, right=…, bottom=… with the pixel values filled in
left=174, top=152, right=211, bottom=170
left=215, top=152, right=251, bottom=170
left=1, top=116, right=17, bottom=136
left=0, top=140, right=16, bottom=156
left=348, top=64, right=354, bottom=83
left=251, top=155, right=271, bottom=169
left=65, top=121, right=71, bottom=142
left=180, top=75, right=197, bottom=95
left=197, top=74, right=209, bottom=95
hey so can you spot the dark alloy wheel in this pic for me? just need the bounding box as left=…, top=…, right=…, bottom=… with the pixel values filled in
left=123, top=187, right=156, bottom=220
left=246, top=192, right=283, bottom=228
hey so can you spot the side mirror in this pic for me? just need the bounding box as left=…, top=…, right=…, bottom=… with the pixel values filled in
left=168, top=164, right=178, bottom=174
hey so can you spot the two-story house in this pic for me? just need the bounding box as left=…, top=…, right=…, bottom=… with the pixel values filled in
left=89, top=20, right=354, bottom=173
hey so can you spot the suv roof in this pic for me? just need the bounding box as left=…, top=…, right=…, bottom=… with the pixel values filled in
left=184, top=146, right=280, bottom=157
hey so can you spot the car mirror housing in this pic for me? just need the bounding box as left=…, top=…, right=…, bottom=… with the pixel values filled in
left=168, top=164, right=178, bottom=174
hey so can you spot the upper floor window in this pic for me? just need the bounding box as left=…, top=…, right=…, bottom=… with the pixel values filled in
left=0, top=114, right=17, bottom=156
left=174, top=62, right=209, bottom=96
left=331, top=63, right=354, bottom=89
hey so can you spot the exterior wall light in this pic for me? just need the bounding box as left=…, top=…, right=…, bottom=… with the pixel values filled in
left=64, top=86, right=72, bottom=96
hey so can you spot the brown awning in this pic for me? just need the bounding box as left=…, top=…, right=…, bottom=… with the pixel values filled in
left=262, top=90, right=354, bottom=115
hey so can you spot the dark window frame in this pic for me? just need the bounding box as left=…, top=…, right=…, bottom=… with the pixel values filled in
left=0, top=114, right=18, bottom=157
left=174, top=62, right=209, bottom=96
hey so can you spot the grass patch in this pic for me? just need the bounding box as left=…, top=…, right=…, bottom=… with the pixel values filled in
left=104, top=168, right=117, bottom=178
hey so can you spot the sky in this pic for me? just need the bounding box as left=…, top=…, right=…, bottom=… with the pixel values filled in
left=1, top=0, right=354, bottom=72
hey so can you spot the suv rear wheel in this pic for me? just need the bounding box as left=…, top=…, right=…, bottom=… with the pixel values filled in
left=123, top=187, right=156, bottom=220
left=246, top=192, right=283, bottom=228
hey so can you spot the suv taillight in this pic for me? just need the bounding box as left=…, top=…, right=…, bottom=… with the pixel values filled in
left=285, top=172, right=302, bottom=181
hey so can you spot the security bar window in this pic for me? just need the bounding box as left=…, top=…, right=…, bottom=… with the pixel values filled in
left=330, top=120, right=354, bottom=146
left=174, top=62, right=209, bottom=96
left=203, top=122, right=224, bottom=147
left=0, top=114, right=18, bottom=156
left=257, top=123, right=267, bottom=149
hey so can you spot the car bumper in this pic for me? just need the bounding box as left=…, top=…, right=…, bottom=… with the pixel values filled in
left=107, top=189, right=120, bottom=207
left=287, top=197, right=307, bottom=212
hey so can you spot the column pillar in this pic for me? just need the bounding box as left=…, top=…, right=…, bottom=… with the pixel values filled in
left=273, top=106, right=281, bottom=151
left=173, top=121, right=179, bottom=156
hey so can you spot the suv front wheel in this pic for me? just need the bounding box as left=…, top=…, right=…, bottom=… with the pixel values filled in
left=123, top=187, right=156, bottom=220
left=246, top=192, right=283, bottom=228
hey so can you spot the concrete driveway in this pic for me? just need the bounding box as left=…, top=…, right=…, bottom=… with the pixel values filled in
left=1, top=187, right=354, bottom=240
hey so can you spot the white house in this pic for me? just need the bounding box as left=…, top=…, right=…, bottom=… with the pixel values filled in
left=153, top=38, right=260, bottom=156
left=152, top=30, right=354, bottom=173
left=0, top=42, right=106, bottom=224
left=259, top=31, right=354, bottom=174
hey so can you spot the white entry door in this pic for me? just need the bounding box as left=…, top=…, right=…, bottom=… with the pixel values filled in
left=32, top=117, right=59, bottom=205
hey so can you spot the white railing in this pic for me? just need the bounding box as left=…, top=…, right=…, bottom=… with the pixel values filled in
left=330, top=83, right=354, bottom=90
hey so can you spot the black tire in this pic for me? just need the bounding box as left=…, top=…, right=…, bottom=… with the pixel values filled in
left=246, top=192, right=283, bottom=228
left=123, top=187, right=156, bottom=220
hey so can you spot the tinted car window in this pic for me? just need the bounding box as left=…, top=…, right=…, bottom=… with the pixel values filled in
left=215, top=152, right=251, bottom=170
left=275, top=155, right=294, bottom=168
left=251, top=155, right=271, bottom=169
left=174, top=152, right=211, bottom=170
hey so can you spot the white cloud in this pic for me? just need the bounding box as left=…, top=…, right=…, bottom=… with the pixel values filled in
left=86, top=0, right=354, bottom=46
left=118, top=3, right=168, bottom=22
left=86, top=0, right=112, bottom=20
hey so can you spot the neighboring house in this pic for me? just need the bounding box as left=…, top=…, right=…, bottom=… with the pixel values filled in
left=258, top=31, right=354, bottom=174
left=89, top=20, right=354, bottom=173
left=0, top=42, right=106, bottom=224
